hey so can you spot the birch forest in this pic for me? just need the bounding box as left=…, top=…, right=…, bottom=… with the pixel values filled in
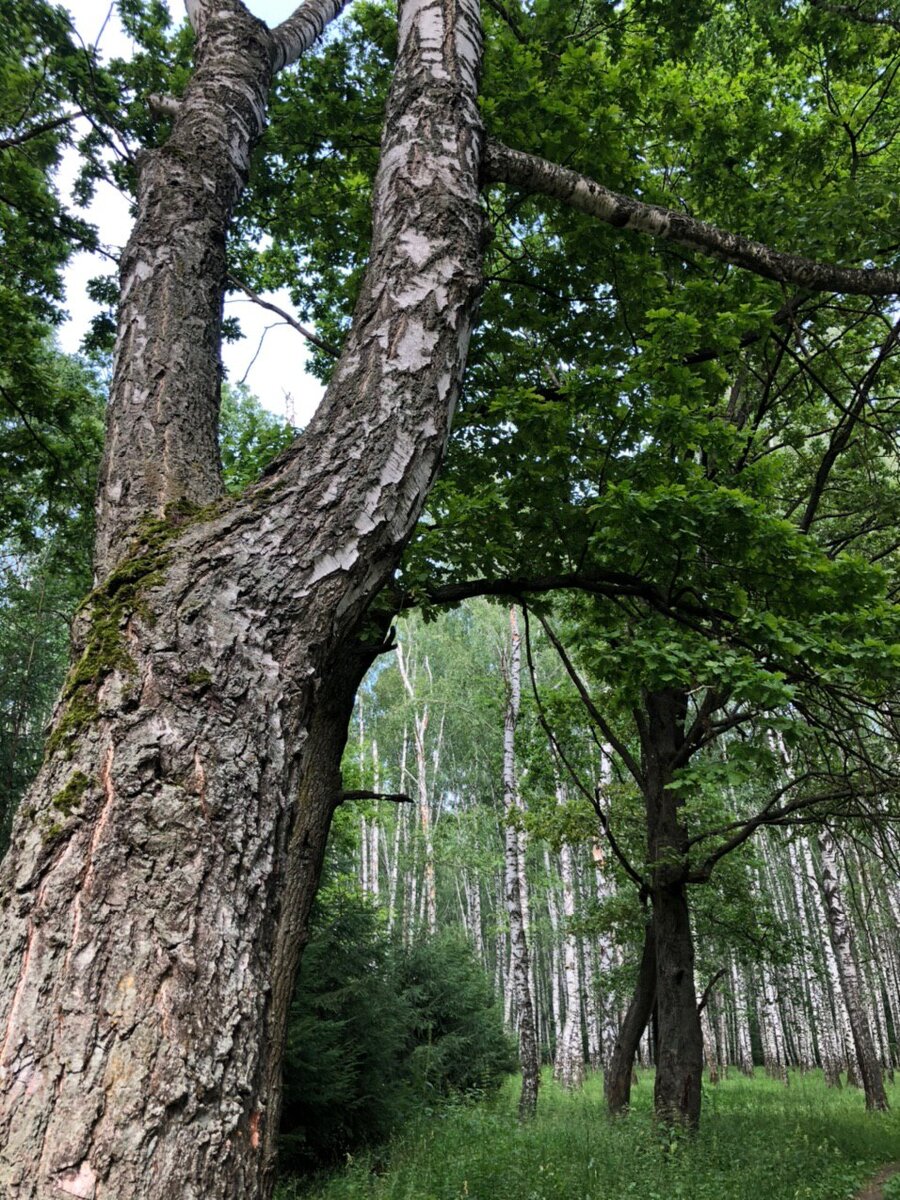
left=5, top=0, right=900, bottom=1197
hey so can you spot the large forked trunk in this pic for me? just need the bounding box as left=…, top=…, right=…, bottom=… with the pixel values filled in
left=0, top=0, right=485, bottom=1193
left=605, top=916, right=655, bottom=1114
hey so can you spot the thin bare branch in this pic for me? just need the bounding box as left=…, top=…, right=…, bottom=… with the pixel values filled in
left=227, top=274, right=340, bottom=357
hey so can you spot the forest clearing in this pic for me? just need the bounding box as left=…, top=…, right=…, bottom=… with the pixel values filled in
left=281, top=1071, right=900, bottom=1200
left=4, top=0, right=900, bottom=1196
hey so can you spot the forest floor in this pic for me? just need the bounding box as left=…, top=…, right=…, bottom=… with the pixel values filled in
left=276, top=1069, right=900, bottom=1200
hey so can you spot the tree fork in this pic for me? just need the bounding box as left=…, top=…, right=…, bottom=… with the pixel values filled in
left=0, top=0, right=486, bottom=1191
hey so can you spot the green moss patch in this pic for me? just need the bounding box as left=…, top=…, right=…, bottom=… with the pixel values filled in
left=51, top=769, right=90, bottom=816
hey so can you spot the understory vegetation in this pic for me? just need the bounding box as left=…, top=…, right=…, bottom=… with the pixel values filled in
left=280, top=1071, right=900, bottom=1200
left=280, top=870, right=515, bottom=1170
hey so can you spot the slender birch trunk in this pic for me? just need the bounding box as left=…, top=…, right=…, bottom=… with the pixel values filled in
left=816, top=830, right=889, bottom=1110
left=554, top=786, right=584, bottom=1089
left=730, top=960, right=755, bottom=1076
left=782, top=840, right=829, bottom=1076
left=544, top=847, right=564, bottom=1049
left=396, top=643, right=437, bottom=935
left=501, top=607, right=539, bottom=1119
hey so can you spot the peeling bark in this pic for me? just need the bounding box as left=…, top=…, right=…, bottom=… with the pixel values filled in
left=0, top=0, right=486, bottom=1192
left=816, top=830, right=889, bottom=1111
left=553, top=787, right=584, bottom=1090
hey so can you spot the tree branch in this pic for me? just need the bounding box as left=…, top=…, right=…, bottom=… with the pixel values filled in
left=272, top=0, right=350, bottom=71
left=697, top=968, right=727, bottom=1015
left=535, top=611, right=644, bottom=786
left=0, top=112, right=82, bottom=150
left=809, top=0, right=900, bottom=31
left=227, top=274, right=340, bottom=357
left=484, top=138, right=900, bottom=295
left=401, top=569, right=733, bottom=629
left=338, top=789, right=413, bottom=804
left=687, top=787, right=857, bottom=881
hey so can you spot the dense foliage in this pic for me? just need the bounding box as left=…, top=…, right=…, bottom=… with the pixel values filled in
left=281, top=875, right=515, bottom=1171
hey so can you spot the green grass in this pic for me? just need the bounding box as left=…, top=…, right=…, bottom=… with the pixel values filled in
left=277, top=1069, right=900, bottom=1200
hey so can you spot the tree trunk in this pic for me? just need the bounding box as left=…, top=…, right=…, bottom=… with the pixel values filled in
left=501, top=607, right=539, bottom=1119
left=652, top=880, right=703, bottom=1126
left=730, top=959, right=755, bottom=1075
left=396, top=642, right=437, bottom=934
left=554, top=792, right=584, bottom=1089
left=605, top=917, right=655, bottom=1114
left=641, top=688, right=703, bottom=1128
left=816, top=830, right=889, bottom=1110
left=0, top=0, right=486, bottom=1192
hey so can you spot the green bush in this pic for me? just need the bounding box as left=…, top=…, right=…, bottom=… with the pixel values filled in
left=395, top=932, right=517, bottom=1104
left=279, top=884, right=411, bottom=1170
left=279, top=890, right=515, bottom=1172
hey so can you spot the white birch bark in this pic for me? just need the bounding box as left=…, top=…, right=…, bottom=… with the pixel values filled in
left=501, top=608, right=539, bottom=1118
left=396, top=642, right=437, bottom=934
left=816, top=829, right=888, bottom=1109
left=553, top=786, right=584, bottom=1089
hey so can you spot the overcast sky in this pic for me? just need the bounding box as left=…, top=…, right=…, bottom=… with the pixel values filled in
left=58, top=0, right=327, bottom=426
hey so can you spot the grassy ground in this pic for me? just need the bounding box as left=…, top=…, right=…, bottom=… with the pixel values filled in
left=277, top=1069, right=900, bottom=1200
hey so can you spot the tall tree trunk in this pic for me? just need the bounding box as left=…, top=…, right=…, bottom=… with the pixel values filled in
left=554, top=789, right=584, bottom=1089
left=642, top=688, right=703, bottom=1128
left=653, top=879, right=703, bottom=1126
left=816, top=830, right=889, bottom=1110
left=0, top=0, right=486, bottom=1192
left=544, top=846, right=564, bottom=1050
left=591, top=838, right=618, bottom=1067
left=605, top=917, right=656, bottom=1114
left=502, top=607, right=539, bottom=1119
left=783, top=840, right=830, bottom=1076
left=396, top=643, right=437, bottom=935
left=759, top=965, right=789, bottom=1084
left=730, top=959, right=755, bottom=1075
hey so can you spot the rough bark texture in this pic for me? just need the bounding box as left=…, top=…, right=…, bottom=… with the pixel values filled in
left=483, top=138, right=900, bottom=297
left=816, top=830, right=889, bottom=1111
left=502, top=608, right=539, bottom=1120
left=605, top=917, right=656, bottom=1114
left=0, top=0, right=486, bottom=1192
left=95, top=0, right=347, bottom=579
left=642, top=688, right=703, bottom=1128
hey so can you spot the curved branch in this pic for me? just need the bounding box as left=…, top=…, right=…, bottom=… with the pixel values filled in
left=272, top=0, right=350, bottom=71
left=484, top=138, right=900, bottom=295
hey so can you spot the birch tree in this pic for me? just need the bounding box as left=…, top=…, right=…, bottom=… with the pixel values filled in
left=5, top=0, right=900, bottom=1187
left=0, top=0, right=485, bottom=1192
left=500, top=607, right=539, bottom=1118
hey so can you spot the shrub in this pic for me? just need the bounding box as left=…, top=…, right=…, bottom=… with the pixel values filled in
left=279, top=892, right=515, bottom=1171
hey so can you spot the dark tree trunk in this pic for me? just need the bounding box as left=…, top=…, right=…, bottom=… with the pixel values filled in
left=641, top=688, right=703, bottom=1128
left=652, top=880, right=703, bottom=1127
left=0, top=0, right=486, bottom=1193
left=605, top=917, right=656, bottom=1114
